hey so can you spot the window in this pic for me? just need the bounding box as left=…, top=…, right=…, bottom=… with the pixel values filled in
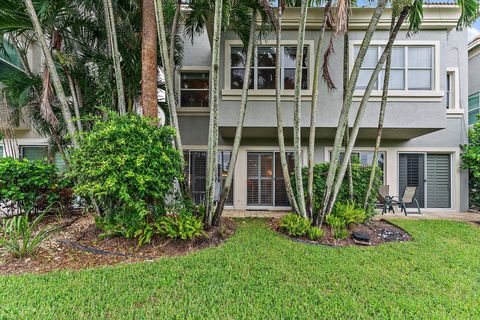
left=446, top=73, right=451, bottom=109
left=355, top=45, right=433, bottom=91
left=180, top=71, right=209, bottom=108
left=334, top=151, right=386, bottom=182
left=20, top=145, right=48, bottom=161
left=247, top=152, right=294, bottom=207
left=0, top=145, right=3, bottom=157
left=230, top=45, right=308, bottom=90
left=469, top=93, right=480, bottom=125
left=183, top=150, right=234, bottom=206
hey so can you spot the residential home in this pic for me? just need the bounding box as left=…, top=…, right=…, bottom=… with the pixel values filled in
left=468, top=35, right=480, bottom=126
left=179, top=4, right=469, bottom=212
left=0, top=4, right=470, bottom=213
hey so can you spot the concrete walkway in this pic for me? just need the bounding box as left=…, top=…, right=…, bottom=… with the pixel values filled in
left=375, top=211, right=480, bottom=223
left=223, top=209, right=480, bottom=223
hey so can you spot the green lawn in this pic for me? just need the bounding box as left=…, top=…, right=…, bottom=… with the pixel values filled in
left=1, top=219, right=479, bottom=319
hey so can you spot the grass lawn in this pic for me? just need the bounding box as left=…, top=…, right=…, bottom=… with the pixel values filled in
left=1, top=219, right=479, bottom=319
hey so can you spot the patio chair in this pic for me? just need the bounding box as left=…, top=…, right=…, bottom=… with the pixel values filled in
left=391, top=187, right=421, bottom=216
left=377, top=185, right=395, bottom=214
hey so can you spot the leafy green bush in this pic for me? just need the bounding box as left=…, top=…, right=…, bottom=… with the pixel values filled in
left=68, top=112, right=183, bottom=244
left=280, top=213, right=324, bottom=240
left=0, top=158, right=71, bottom=215
left=461, top=120, right=480, bottom=208
left=306, top=226, right=325, bottom=241
left=326, top=201, right=366, bottom=240
left=156, top=214, right=205, bottom=240
left=293, top=162, right=382, bottom=218
left=0, top=211, right=58, bottom=258
left=280, top=213, right=311, bottom=237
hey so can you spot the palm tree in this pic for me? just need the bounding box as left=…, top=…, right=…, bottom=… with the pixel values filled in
left=102, top=0, right=126, bottom=115
left=307, top=0, right=332, bottom=218
left=291, top=0, right=309, bottom=219
left=212, top=9, right=258, bottom=225
left=323, top=0, right=479, bottom=219
left=275, top=0, right=300, bottom=215
left=142, top=0, right=159, bottom=119
left=154, top=0, right=189, bottom=200
left=23, top=0, right=78, bottom=148
left=316, top=0, right=387, bottom=226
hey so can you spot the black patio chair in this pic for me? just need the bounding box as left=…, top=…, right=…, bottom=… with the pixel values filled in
left=378, top=185, right=395, bottom=214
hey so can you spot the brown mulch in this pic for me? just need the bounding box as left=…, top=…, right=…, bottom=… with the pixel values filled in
left=271, top=219, right=412, bottom=247
left=0, top=214, right=235, bottom=276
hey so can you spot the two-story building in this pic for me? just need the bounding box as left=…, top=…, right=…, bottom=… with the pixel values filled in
left=1, top=4, right=470, bottom=213
left=179, top=5, right=469, bottom=212
left=468, top=35, right=480, bottom=126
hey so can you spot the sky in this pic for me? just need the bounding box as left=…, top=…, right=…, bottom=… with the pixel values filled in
left=469, top=18, right=480, bottom=42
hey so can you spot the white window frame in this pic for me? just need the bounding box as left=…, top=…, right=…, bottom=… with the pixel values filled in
left=468, top=92, right=480, bottom=126
left=223, top=40, right=314, bottom=101
left=19, top=144, right=49, bottom=160
left=176, top=66, right=210, bottom=114
left=446, top=67, right=463, bottom=116
left=350, top=40, right=443, bottom=102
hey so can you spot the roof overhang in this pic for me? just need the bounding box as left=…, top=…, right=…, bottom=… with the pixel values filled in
left=280, top=6, right=461, bottom=30
left=468, top=37, right=480, bottom=59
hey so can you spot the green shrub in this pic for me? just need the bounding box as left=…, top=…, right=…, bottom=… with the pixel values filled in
left=156, top=214, right=205, bottom=240
left=306, top=226, right=325, bottom=241
left=461, top=120, right=480, bottom=208
left=0, top=158, right=70, bottom=215
left=279, top=213, right=311, bottom=237
left=326, top=201, right=366, bottom=240
left=293, top=162, right=382, bottom=218
left=0, top=211, right=58, bottom=258
left=68, top=113, right=183, bottom=244
left=280, top=214, right=325, bottom=240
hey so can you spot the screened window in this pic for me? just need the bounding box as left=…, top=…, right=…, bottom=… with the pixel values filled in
left=20, top=145, right=48, bottom=161
left=183, top=150, right=234, bottom=206
left=180, top=71, right=209, bottom=108
left=355, top=45, right=433, bottom=91
left=230, top=45, right=308, bottom=90
left=469, top=92, right=480, bottom=125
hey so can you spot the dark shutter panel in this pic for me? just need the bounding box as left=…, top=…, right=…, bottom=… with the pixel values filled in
left=427, top=154, right=451, bottom=208
left=399, top=154, right=425, bottom=208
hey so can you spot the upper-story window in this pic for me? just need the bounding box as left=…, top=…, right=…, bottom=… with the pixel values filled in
left=469, top=93, right=480, bottom=125
left=355, top=45, right=434, bottom=91
left=180, top=71, right=209, bottom=108
left=230, top=45, right=308, bottom=90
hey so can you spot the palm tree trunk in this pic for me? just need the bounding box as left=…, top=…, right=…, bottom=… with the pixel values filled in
left=364, top=15, right=396, bottom=210
left=212, top=9, right=257, bottom=226
left=204, top=0, right=224, bottom=227
left=23, top=0, right=78, bottom=148
left=275, top=2, right=300, bottom=216
left=65, top=71, right=83, bottom=132
left=142, top=0, right=159, bottom=119
left=170, top=0, right=182, bottom=71
left=326, top=6, right=410, bottom=215
left=316, top=0, right=386, bottom=226
left=342, top=22, right=354, bottom=201
left=307, top=1, right=330, bottom=219
left=103, top=0, right=126, bottom=115
left=154, top=0, right=188, bottom=194
left=292, top=0, right=309, bottom=219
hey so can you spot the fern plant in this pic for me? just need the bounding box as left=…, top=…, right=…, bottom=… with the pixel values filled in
left=155, top=214, right=206, bottom=240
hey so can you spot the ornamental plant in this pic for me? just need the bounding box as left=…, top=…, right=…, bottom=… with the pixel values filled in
left=461, top=119, right=480, bottom=208
left=294, top=162, right=382, bottom=218
left=67, top=112, right=183, bottom=243
left=0, top=158, right=69, bottom=215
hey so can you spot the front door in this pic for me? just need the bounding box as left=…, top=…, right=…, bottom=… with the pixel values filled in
left=399, top=153, right=425, bottom=208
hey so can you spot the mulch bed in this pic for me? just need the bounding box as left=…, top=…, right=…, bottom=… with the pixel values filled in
left=0, top=214, right=235, bottom=276
left=271, top=219, right=412, bottom=247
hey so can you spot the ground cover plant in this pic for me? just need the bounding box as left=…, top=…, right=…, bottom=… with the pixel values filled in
left=0, top=219, right=478, bottom=319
